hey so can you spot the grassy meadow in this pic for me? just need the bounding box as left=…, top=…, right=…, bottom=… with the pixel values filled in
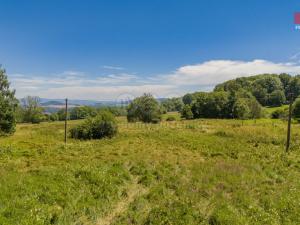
left=0, top=115, right=300, bottom=224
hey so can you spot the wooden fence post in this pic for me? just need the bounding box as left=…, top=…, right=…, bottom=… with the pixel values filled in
left=65, top=98, right=68, bottom=144
left=286, top=93, right=293, bottom=152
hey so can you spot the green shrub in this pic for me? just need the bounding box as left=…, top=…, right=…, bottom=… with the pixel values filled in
left=70, top=111, right=117, bottom=140
left=49, top=113, right=59, bottom=121
left=233, top=97, right=262, bottom=119
left=166, top=115, right=176, bottom=121
left=268, top=90, right=286, bottom=107
left=151, top=118, right=161, bottom=124
left=181, top=105, right=193, bottom=119
left=31, top=114, right=43, bottom=124
left=69, top=106, right=97, bottom=120
left=271, top=108, right=288, bottom=119
left=293, top=98, right=300, bottom=120
left=57, top=109, right=68, bottom=121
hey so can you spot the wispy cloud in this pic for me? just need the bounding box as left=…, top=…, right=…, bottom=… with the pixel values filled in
left=9, top=71, right=158, bottom=100
left=92, top=74, right=138, bottom=84
left=102, top=65, right=125, bottom=70
left=9, top=59, right=300, bottom=100
left=290, top=50, right=300, bottom=63
left=36, top=85, right=176, bottom=100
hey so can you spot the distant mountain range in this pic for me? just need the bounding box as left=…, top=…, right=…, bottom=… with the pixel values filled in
left=37, top=98, right=122, bottom=113
left=39, top=97, right=167, bottom=107
left=39, top=98, right=117, bottom=106
left=19, top=97, right=168, bottom=113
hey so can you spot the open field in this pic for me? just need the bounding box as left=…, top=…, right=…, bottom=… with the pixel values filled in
left=0, top=116, right=300, bottom=225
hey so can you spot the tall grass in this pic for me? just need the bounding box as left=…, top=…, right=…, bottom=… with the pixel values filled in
left=0, top=115, right=299, bottom=224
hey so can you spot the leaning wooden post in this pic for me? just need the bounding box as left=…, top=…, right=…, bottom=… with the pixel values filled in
left=65, top=98, right=68, bottom=144
left=286, top=93, right=293, bottom=152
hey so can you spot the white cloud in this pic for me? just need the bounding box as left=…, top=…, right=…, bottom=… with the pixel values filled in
left=9, top=59, right=300, bottom=100
left=9, top=71, right=174, bottom=100
left=167, top=59, right=300, bottom=86
left=60, top=70, right=85, bottom=76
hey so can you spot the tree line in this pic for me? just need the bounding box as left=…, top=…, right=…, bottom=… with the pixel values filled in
left=174, top=74, right=300, bottom=120
left=156, top=74, right=300, bottom=121
left=15, top=97, right=127, bottom=124
left=2, top=65, right=300, bottom=136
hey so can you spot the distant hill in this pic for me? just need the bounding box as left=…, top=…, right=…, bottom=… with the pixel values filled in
left=38, top=98, right=128, bottom=113
left=40, top=101, right=65, bottom=106
left=39, top=98, right=117, bottom=106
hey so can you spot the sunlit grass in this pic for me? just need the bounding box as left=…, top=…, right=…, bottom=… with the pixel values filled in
left=0, top=115, right=299, bottom=224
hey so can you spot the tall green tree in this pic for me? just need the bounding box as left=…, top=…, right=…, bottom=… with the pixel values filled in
left=279, top=73, right=292, bottom=98
left=268, top=90, right=286, bottom=107
left=252, top=85, right=268, bottom=105
left=253, top=76, right=283, bottom=94
left=161, top=98, right=183, bottom=112
left=182, top=93, right=193, bottom=105
left=127, top=94, right=162, bottom=123
left=293, top=98, right=300, bottom=119
left=289, top=75, right=300, bottom=99
left=0, top=67, right=18, bottom=135
left=233, top=98, right=251, bottom=119
left=215, top=74, right=290, bottom=107
left=181, top=104, right=193, bottom=119
left=191, top=91, right=231, bottom=119
left=21, top=96, right=44, bottom=123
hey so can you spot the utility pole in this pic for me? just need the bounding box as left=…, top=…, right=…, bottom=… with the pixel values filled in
left=65, top=98, right=68, bottom=145
left=286, top=93, right=293, bottom=152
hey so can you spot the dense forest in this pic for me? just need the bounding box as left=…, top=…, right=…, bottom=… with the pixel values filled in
left=162, top=74, right=300, bottom=120
left=214, top=73, right=299, bottom=106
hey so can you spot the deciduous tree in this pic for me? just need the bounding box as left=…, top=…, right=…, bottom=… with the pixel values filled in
left=0, top=67, right=18, bottom=135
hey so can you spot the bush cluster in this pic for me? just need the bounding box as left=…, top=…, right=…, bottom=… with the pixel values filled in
left=70, top=111, right=117, bottom=140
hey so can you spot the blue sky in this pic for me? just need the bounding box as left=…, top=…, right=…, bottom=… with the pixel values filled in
left=1, top=0, right=300, bottom=100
